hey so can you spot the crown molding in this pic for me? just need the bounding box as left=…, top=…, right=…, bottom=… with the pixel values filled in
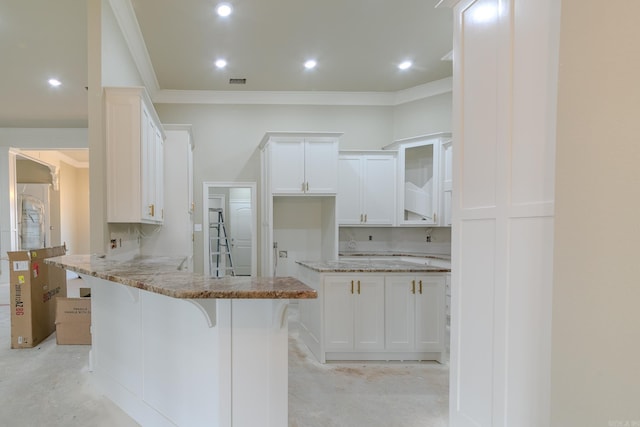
left=435, top=0, right=460, bottom=7
left=153, top=77, right=452, bottom=107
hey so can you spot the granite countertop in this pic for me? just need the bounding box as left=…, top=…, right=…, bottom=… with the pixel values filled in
left=297, top=259, right=450, bottom=273
left=45, top=254, right=317, bottom=300
left=338, top=252, right=451, bottom=262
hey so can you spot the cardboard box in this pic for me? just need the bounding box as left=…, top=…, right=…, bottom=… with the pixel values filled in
left=55, top=297, right=91, bottom=345
left=8, top=246, right=67, bottom=348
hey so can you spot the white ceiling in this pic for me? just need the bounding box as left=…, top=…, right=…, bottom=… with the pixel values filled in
left=0, top=0, right=452, bottom=128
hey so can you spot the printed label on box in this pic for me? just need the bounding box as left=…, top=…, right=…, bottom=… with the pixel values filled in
left=12, top=261, right=29, bottom=271
left=18, top=275, right=25, bottom=284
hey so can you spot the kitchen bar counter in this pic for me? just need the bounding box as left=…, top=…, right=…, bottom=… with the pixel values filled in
left=44, top=254, right=306, bottom=427
left=47, top=254, right=316, bottom=299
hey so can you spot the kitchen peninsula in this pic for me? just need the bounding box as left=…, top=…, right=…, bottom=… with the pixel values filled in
left=45, top=254, right=316, bottom=427
left=296, top=257, right=450, bottom=364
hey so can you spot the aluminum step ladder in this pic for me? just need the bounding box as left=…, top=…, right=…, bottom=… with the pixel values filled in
left=208, top=208, right=235, bottom=277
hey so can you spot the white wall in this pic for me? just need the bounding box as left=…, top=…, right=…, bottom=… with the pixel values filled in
left=551, top=0, right=640, bottom=424
left=393, top=93, right=452, bottom=141
left=59, top=162, right=90, bottom=255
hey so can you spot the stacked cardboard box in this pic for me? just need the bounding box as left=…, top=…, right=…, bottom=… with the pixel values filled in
left=7, top=246, right=67, bottom=348
left=55, top=297, right=91, bottom=345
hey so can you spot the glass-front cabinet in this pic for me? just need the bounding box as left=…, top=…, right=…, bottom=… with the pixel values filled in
left=386, top=132, right=451, bottom=226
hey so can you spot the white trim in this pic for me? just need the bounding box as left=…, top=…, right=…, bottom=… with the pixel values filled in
left=435, top=0, right=460, bottom=7
left=163, top=124, right=195, bottom=150
left=107, top=0, right=161, bottom=98
left=154, top=77, right=452, bottom=106
left=202, top=182, right=257, bottom=278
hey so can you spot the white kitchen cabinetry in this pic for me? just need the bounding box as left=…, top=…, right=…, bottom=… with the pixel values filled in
left=266, top=135, right=339, bottom=195
left=297, top=265, right=447, bottom=363
left=386, top=132, right=451, bottom=226
left=324, top=275, right=385, bottom=352
left=385, top=275, right=446, bottom=358
left=259, top=132, right=342, bottom=277
left=140, top=125, right=194, bottom=271
left=105, top=87, right=165, bottom=224
left=337, top=152, right=396, bottom=226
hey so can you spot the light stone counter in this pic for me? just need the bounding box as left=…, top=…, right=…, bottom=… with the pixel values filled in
left=47, top=254, right=316, bottom=299
left=297, top=259, right=450, bottom=273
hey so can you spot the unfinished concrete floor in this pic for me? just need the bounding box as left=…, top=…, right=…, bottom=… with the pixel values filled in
left=0, top=284, right=449, bottom=426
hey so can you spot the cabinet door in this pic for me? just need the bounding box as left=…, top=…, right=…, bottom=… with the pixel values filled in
left=304, top=139, right=338, bottom=194
left=399, top=139, right=439, bottom=225
left=362, top=155, right=396, bottom=225
left=324, top=276, right=355, bottom=351
left=414, top=275, right=445, bottom=352
left=270, top=138, right=305, bottom=194
left=154, top=128, right=164, bottom=222
left=353, top=276, right=385, bottom=351
left=141, top=106, right=155, bottom=222
left=384, top=276, right=416, bottom=350
left=337, top=156, right=363, bottom=224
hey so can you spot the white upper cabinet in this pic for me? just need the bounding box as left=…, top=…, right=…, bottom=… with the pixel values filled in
left=105, top=87, right=165, bottom=224
left=387, top=133, right=451, bottom=226
left=337, top=152, right=396, bottom=226
left=264, top=135, right=339, bottom=195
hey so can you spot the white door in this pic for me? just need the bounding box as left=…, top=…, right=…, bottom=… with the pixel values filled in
left=385, top=275, right=415, bottom=350
left=304, top=138, right=338, bottom=194
left=324, top=276, right=354, bottom=351
left=353, top=276, right=385, bottom=351
left=414, top=275, right=444, bottom=352
left=362, top=155, right=395, bottom=225
left=269, top=138, right=305, bottom=194
left=336, top=156, right=362, bottom=224
left=229, top=200, right=252, bottom=276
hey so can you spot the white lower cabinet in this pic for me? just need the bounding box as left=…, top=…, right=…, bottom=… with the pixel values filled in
left=324, top=275, right=385, bottom=352
left=385, top=275, right=446, bottom=355
left=298, top=266, right=446, bottom=363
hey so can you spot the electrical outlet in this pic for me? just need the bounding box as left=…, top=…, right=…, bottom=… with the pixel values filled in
left=426, top=235, right=432, bottom=243
left=110, top=239, right=117, bottom=249
left=279, top=251, right=288, bottom=258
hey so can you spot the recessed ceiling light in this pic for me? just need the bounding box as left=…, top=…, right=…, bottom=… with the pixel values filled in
left=216, top=3, right=232, bottom=17
left=48, top=78, right=62, bottom=87
left=304, top=60, right=317, bottom=70
left=398, top=61, right=412, bottom=70
left=215, top=59, right=227, bottom=69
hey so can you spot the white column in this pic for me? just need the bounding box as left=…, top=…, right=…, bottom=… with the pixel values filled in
left=446, top=0, right=560, bottom=425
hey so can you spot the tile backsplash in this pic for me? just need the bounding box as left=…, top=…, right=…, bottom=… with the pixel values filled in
left=339, top=226, right=451, bottom=255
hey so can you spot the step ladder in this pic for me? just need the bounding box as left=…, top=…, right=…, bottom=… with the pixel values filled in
left=209, top=208, right=235, bottom=277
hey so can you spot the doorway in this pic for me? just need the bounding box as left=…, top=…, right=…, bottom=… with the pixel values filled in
left=202, top=182, right=257, bottom=277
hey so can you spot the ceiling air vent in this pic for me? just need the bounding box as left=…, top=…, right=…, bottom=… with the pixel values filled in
left=229, top=78, right=247, bottom=85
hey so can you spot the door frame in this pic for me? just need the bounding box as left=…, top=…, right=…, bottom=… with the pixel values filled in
left=202, top=181, right=257, bottom=277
